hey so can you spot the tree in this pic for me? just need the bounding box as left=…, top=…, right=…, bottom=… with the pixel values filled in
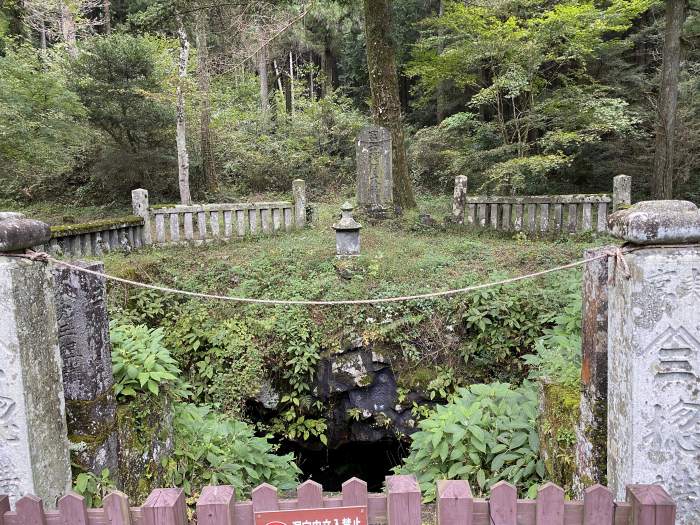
left=176, top=15, right=192, bottom=205
left=652, top=0, right=688, bottom=199
left=363, top=0, right=416, bottom=210
left=196, top=9, right=216, bottom=192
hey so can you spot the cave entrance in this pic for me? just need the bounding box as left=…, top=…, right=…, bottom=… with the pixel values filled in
left=279, top=438, right=409, bottom=492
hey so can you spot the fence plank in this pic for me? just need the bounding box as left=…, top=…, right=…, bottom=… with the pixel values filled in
left=198, top=211, right=208, bottom=240
left=261, top=208, right=272, bottom=234
left=224, top=211, right=233, bottom=238
left=103, top=491, right=132, bottom=525
left=513, top=205, right=524, bottom=231
left=527, top=204, right=537, bottom=232
left=272, top=208, right=282, bottom=232
left=0, top=495, right=9, bottom=525
left=626, top=485, right=676, bottom=525
left=466, top=204, right=476, bottom=226
left=581, top=203, right=592, bottom=231
left=582, top=485, right=613, bottom=525
left=386, top=475, right=420, bottom=525
left=58, top=493, right=88, bottom=525
left=233, top=502, right=253, bottom=525
left=155, top=214, right=166, bottom=243
left=249, top=210, right=259, bottom=235
left=489, top=482, right=516, bottom=525
left=169, top=213, right=180, bottom=242
left=237, top=210, right=246, bottom=236
left=567, top=204, right=578, bottom=233
left=197, top=485, right=236, bottom=525
left=184, top=213, right=194, bottom=240
left=437, top=480, right=473, bottom=525
left=490, top=204, right=499, bottom=229
left=81, top=233, right=93, bottom=256
left=210, top=212, right=221, bottom=238
left=553, top=204, right=563, bottom=232
left=70, top=235, right=82, bottom=257
left=284, top=208, right=293, bottom=232
left=536, top=483, right=564, bottom=525
left=596, top=203, right=608, bottom=233
left=142, top=488, right=187, bottom=525
left=251, top=484, right=278, bottom=513
left=501, top=204, right=511, bottom=231
left=539, top=204, right=549, bottom=233
left=109, top=230, right=119, bottom=251
left=297, top=481, right=323, bottom=509
left=477, top=204, right=487, bottom=227
left=342, top=478, right=368, bottom=508
left=16, top=495, right=46, bottom=525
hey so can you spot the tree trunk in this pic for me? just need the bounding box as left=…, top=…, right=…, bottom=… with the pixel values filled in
left=363, top=0, right=416, bottom=210
left=103, top=0, right=111, bottom=34
left=320, top=41, right=336, bottom=97
left=652, top=0, right=686, bottom=199
left=258, top=44, right=269, bottom=121
left=40, top=18, right=47, bottom=52
left=196, top=11, right=216, bottom=193
left=59, top=1, right=78, bottom=58
left=176, top=18, right=192, bottom=205
left=436, top=0, right=446, bottom=123
left=289, top=51, right=295, bottom=117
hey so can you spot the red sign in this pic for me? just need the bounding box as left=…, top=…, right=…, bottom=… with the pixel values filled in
left=255, top=506, right=367, bottom=525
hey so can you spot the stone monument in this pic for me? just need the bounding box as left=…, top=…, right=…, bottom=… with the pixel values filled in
left=356, top=125, right=393, bottom=218
left=0, top=214, right=72, bottom=507
left=333, top=202, right=362, bottom=257
left=607, top=200, right=700, bottom=524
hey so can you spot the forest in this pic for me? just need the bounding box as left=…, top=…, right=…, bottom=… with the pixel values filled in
left=0, top=0, right=698, bottom=212
left=1, top=0, right=700, bottom=512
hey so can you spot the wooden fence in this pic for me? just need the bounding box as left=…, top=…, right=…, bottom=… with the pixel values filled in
left=451, top=175, right=632, bottom=235
left=0, top=476, right=676, bottom=525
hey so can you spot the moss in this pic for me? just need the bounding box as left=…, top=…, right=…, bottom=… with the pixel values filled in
left=395, top=366, right=434, bottom=391
left=51, top=215, right=143, bottom=237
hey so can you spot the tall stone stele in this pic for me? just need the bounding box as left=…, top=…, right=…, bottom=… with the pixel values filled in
left=356, top=125, right=393, bottom=218
left=0, top=213, right=72, bottom=507
left=607, top=200, right=700, bottom=524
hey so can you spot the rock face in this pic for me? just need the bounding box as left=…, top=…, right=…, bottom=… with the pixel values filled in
left=0, top=217, right=51, bottom=252
left=51, top=262, right=119, bottom=481
left=356, top=125, right=393, bottom=218
left=608, top=200, right=700, bottom=244
left=0, top=255, right=72, bottom=507
left=608, top=244, right=700, bottom=523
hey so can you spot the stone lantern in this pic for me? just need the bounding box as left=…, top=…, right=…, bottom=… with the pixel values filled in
left=333, top=202, right=362, bottom=256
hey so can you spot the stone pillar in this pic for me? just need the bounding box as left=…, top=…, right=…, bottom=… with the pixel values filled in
left=607, top=200, right=700, bottom=524
left=356, top=125, right=393, bottom=218
left=333, top=202, right=362, bottom=257
left=573, top=246, right=614, bottom=496
left=612, top=175, right=631, bottom=212
left=0, top=215, right=72, bottom=507
left=131, top=189, right=152, bottom=245
left=292, top=179, right=307, bottom=228
left=452, top=176, right=468, bottom=224
left=51, top=262, right=118, bottom=483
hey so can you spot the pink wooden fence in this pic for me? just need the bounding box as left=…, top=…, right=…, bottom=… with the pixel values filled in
left=0, top=476, right=676, bottom=525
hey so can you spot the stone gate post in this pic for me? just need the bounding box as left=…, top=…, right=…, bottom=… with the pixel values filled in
left=607, top=200, right=700, bottom=524
left=0, top=214, right=72, bottom=507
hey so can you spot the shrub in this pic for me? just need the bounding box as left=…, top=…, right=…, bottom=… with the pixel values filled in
left=110, top=322, right=190, bottom=401
left=165, top=403, right=301, bottom=496
left=396, top=382, right=544, bottom=501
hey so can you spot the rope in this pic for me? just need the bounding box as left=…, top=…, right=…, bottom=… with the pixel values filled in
left=0, top=247, right=633, bottom=306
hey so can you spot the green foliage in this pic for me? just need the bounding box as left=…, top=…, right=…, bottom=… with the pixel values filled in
left=0, top=44, right=92, bottom=199
left=523, top=275, right=582, bottom=388
left=165, top=403, right=301, bottom=496
left=73, top=469, right=117, bottom=508
left=110, top=322, right=190, bottom=401
left=397, top=382, right=544, bottom=501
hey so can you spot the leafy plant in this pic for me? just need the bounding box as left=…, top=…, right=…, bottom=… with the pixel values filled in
left=73, top=469, right=116, bottom=508
left=165, top=403, right=301, bottom=496
left=110, top=322, right=190, bottom=401
left=396, top=382, right=544, bottom=501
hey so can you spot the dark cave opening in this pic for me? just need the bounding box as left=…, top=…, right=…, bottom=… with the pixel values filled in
left=278, top=438, right=410, bottom=493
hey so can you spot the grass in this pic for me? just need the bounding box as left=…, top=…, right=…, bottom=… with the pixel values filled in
left=99, top=197, right=615, bottom=303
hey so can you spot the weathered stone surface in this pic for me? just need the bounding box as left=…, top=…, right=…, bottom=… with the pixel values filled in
left=356, top=125, right=393, bottom=217
left=608, top=200, right=700, bottom=244
left=612, top=174, right=631, bottom=211
left=256, top=380, right=280, bottom=410
left=452, top=176, right=468, bottom=224
left=0, top=218, right=51, bottom=252
left=293, top=180, right=307, bottom=228
left=0, top=256, right=72, bottom=507
left=131, top=189, right=152, bottom=245
left=573, top=247, right=612, bottom=496
left=333, top=202, right=361, bottom=257
left=0, top=212, right=25, bottom=221
left=608, top=245, right=700, bottom=523
left=51, top=262, right=118, bottom=480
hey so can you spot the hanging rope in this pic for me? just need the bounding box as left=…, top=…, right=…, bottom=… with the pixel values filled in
left=0, top=247, right=633, bottom=306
